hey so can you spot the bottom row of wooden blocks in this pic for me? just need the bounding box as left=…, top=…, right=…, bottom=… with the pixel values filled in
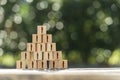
left=16, top=60, right=68, bottom=70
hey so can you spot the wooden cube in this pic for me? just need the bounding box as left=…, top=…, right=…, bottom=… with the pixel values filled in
left=41, top=43, right=45, bottom=51
left=57, top=60, right=63, bottom=69
left=37, top=43, right=45, bottom=52
left=33, top=60, right=38, bottom=69
left=37, top=44, right=41, bottom=52
left=37, top=60, right=42, bottom=69
left=27, top=43, right=36, bottom=52
left=49, top=60, right=56, bottom=69
left=48, top=52, right=53, bottom=60
left=42, top=34, right=52, bottom=43
left=42, top=61, right=47, bottom=69
left=46, top=43, right=56, bottom=51
left=16, top=60, right=26, bottom=69
left=46, top=43, right=51, bottom=51
left=37, top=60, right=47, bottom=69
left=37, top=25, right=46, bottom=34
left=51, top=43, right=56, bottom=51
left=34, top=52, right=42, bottom=60
left=28, top=60, right=38, bottom=69
left=56, top=51, right=62, bottom=60
left=44, top=52, right=48, bottom=60
left=38, top=34, right=42, bottom=43
left=53, top=51, right=57, bottom=60
left=32, top=34, right=38, bottom=43
left=21, top=52, right=27, bottom=60
left=26, top=52, right=33, bottom=60
left=43, top=34, right=47, bottom=43
left=62, top=60, right=68, bottom=69
left=47, top=34, right=52, bottom=43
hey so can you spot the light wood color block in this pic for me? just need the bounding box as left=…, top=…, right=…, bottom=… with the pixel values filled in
left=26, top=52, right=33, bottom=60
left=42, top=61, right=47, bottom=69
left=37, top=25, right=46, bottom=34
left=52, top=51, right=62, bottom=60
left=41, top=43, right=45, bottom=51
left=44, top=52, right=48, bottom=60
left=51, top=43, right=56, bottom=51
left=49, top=60, right=55, bottom=69
left=38, top=34, right=42, bottom=43
left=37, top=60, right=42, bottom=69
left=27, top=43, right=36, bottom=52
left=62, top=60, right=68, bottom=69
left=57, top=60, right=63, bottom=69
left=32, top=34, right=37, bottom=43
left=43, top=52, right=53, bottom=60
left=34, top=52, right=42, bottom=60
left=42, top=34, right=52, bottom=43
left=43, top=34, right=47, bottom=43
left=37, top=60, right=47, bottom=69
left=16, top=60, right=26, bottom=69
left=28, top=60, right=38, bottom=69
left=48, top=52, right=53, bottom=60
left=37, top=44, right=45, bottom=52
left=47, top=34, right=52, bottom=43
left=33, top=60, right=38, bottom=69
left=56, top=51, right=62, bottom=60
left=21, top=52, right=27, bottom=60
left=46, top=43, right=51, bottom=51
left=46, top=43, right=56, bottom=51
left=37, top=44, right=42, bottom=52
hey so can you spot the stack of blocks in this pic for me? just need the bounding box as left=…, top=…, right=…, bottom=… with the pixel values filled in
left=16, top=25, right=68, bottom=70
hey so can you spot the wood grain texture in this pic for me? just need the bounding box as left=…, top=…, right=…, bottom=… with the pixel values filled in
left=0, top=68, right=120, bottom=80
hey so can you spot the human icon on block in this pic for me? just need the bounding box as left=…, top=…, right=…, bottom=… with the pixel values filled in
left=16, top=25, right=68, bottom=70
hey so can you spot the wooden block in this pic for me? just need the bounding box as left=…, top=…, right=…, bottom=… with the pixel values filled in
left=38, top=34, right=42, bottom=43
left=34, top=52, right=42, bottom=60
left=53, top=51, right=57, bottom=60
left=28, top=60, right=38, bottom=69
left=62, top=60, right=68, bottom=69
left=37, top=44, right=45, bottom=52
left=46, top=43, right=56, bottom=51
left=16, top=60, right=26, bottom=69
left=27, top=43, right=32, bottom=51
left=33, top=60, right=38, bottom=69
left=51, top=43, right=56, bottom=51
left=32, top=34, right=37, bottom=43
left=36, top=60, right=47, bottom=69
left=27, top=43, right=36, bottom=52
left=41, top=43, right=45, bottom=51
left=57, top=60, right=63, bottom=69
left=21, top=52, right=27, bottom=60
left=42, top=61, right=47, bottom=69
left=44, top=52, right=48, bottom=60
left=37, top=25, right=46, bottom=34
left=56, top=51, right=62, bottom=60
left=46, top=43, right=51, bottom=51
left=43, top=34, right=47, bottom=43
left=49, top=60, right=55, bottom=69
left=48, top=52, right=53, bottom=60
left=26, top=52, right=33, bottom=60
left=47, top=34, right=52, bottom=43
left=37, top=60, right=42, bottom=69
left=37, top=44, right=42, bottom=52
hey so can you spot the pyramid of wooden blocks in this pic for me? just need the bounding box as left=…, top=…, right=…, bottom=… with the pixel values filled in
left=16, top=25, right=68, bottom=70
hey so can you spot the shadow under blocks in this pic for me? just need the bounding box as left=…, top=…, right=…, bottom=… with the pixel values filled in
left=16, top=25, right=68, bottom=70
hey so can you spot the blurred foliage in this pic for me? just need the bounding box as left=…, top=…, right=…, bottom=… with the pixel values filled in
left=0, top=0, right=120, bottom=67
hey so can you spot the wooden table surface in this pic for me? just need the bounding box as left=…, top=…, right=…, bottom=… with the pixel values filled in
left=0, top=68, right=120, bottom=80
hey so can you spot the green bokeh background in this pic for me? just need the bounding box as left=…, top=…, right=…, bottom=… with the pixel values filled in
left=0, top=0, right=120, bottom=68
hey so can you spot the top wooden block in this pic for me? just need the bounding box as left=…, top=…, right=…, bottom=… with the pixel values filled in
left=37, top=25, right=46, bottom=34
